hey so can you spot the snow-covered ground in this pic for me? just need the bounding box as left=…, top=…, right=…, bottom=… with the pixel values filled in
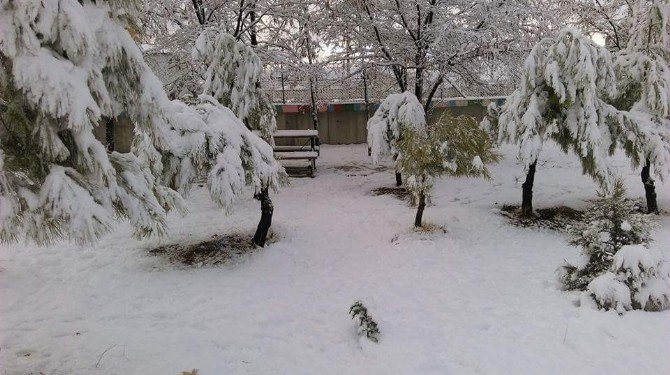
left=2, top=143, right=669, bottom=375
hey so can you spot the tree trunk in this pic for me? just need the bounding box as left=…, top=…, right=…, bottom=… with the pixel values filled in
left=414, top=191, right=426, bottom=228
left=252, top=187, right=273, bottom=247
left=521, top=160, right=537, bottom=217
left=641, top=159, right=659, bottom=214
left=395, top=171, right=402, bottom=187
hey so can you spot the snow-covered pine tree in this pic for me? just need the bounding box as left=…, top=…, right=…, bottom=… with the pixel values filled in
left=192, top=28, right=277, bottom=141
left=495, top=28, right=622, bottom=217
left=613, top=0, right=670, bottom=214
left=559, top=180, right=654, bottom=291
left=584, top=244, right=670, bottom=313
left=398, top=113, right=499, bottom=228
left=137, top=95, right=285, bottom=246
left=367, top=92, right=427, bottom=187
left=0, top=0, right=187, bottom=244
left=191, top=27, right=282, bottom=247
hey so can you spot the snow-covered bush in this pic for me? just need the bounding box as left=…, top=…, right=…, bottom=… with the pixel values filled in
left=349, top=301, right=380, bottom=343
left=0, top=0, right=188, bottom=244
left=398, top=112, right=499, bottom=227
left=559, top=181, right=655, bottom=291
left=193, top=28, right=276, bottom=141
left=491, top=28, right=632, bottom=216
left=583, top=245, right=670, bottom=313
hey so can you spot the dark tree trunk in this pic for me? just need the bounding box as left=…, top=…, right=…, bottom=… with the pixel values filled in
left=641, top=159, right=659, bottom=214
left=395, top=171, right=402, bottom=187
left=252, top=187, right=273, bottom=247
left=414, top=192, right=426, bottom=228
left=521, top=160, right=537, bottom=217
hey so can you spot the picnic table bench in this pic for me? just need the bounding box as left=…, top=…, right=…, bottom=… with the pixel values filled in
left=272, top=129, right=319, bottom=177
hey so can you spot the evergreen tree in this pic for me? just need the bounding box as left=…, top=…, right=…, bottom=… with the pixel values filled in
left=137, top=96, right=285, bottom=248
left=192, top=27, right=282, bottom=247
left=493, top=28, right=624, bottom=216
left=0, top=0, right=187, bottom=244
left=613, top=1, right=670, bottom=214
left=584, top=244, right=670, bottom=313
left=559, top=181, right=654, bottom=291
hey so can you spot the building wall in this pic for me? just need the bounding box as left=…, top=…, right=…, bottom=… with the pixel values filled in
left=276, top=102, right=492, bottom=145
left=91, top=98, right=503, bottom=149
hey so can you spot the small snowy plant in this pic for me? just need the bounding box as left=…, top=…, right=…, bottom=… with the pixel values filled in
left=583, top=245, right=670, bottom=313
left=367, top=92, right=427, bottom=187
left=559, top=181, right=655, bottom=291
left=398, top=113, right=499, bottom=228
left=492, top=28, right=625, bottom=217
left=349, top=301, right=380, bottom=343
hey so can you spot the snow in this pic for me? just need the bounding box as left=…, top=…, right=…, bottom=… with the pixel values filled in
left=367, top=91, right=427, bottom=165
left=2, top=143, right=669, bottom=374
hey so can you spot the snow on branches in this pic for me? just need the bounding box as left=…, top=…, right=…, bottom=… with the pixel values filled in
left=496, top=28, right=621, bottom=188
left=613, top=1, right=670, bottom=188
left=367, top=92, right=427, bottom=166
left=0, top=0, right=186, bottom=244
left=193, top=29, right=276, bottom=141
left=559, top=181, right=655, bottom=291
left=146, top=96, right=285, bottom=212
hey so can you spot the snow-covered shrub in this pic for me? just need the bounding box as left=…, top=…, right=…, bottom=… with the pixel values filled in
left=349, top=301, right=380, bottom=343
left=583, top=245, right=670, bottom=313
left=559, top=181, right=655, bottom=291
left=0, top=0, right=189, bottom=244
left=397, top=112, right=499, bottom=227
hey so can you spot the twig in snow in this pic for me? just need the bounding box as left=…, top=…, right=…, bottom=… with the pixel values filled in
left=95, top=344, right=117, bottom=368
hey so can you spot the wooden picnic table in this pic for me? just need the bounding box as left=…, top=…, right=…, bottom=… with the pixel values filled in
left=271, top=129, right=319, bottom=177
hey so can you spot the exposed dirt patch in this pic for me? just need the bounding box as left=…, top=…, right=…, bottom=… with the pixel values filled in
left=498, top=204, right=584, bottom=232
left=149, top=232, right=277, bottom=267
left=499, top=198, right=649, bottom=232
left=372, top=186, right=410, bottom=200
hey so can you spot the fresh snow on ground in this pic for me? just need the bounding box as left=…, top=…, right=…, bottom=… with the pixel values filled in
left=2, top=143, right=669, bottom=375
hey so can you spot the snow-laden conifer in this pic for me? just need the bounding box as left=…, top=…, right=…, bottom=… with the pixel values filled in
left=583, top=244, right=670, bottom=313
left=559, top=181, right=654, bottom=291
left=398, top=113, right=499, bottom=227
left=613, top=1, right=670, bottom=214
left=0, top=0, right=186, bottom=244
left=193, top=29, right=276, bottom=141
left=494, top=28, right=627, bottom=216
